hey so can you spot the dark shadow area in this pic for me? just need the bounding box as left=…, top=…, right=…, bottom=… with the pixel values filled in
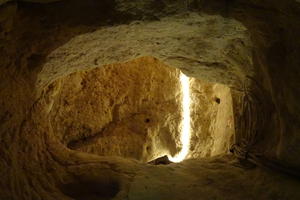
left=60, top=179, right=120, bottom=200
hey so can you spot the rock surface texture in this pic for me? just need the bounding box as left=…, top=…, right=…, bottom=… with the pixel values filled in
left=46, top=56, right=233, bottom=162
left=49, top=57, right=183, bottom=162
left=0, top=0, right=300, bottom=200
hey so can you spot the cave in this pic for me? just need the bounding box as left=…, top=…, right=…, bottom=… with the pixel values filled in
left=1, top=0, right=300, bottom=200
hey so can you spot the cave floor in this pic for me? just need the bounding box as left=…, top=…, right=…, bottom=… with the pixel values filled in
left=127, top=155, right=300, bottom=200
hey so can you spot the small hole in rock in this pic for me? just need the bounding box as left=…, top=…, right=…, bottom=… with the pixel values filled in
left=145, top=118, right=151, bottom=123
left=215, top=97, right=221, bottom=104
left=146, top=146, right=151, bottom=152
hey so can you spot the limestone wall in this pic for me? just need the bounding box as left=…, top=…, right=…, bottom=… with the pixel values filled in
left=45, top=57, right=234, bottom=162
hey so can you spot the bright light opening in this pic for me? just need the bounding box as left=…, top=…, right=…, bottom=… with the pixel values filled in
left=168, top=72, right=191, bottom=163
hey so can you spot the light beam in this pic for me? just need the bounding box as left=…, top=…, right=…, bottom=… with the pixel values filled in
left=168, top=72, right=191, bottom=163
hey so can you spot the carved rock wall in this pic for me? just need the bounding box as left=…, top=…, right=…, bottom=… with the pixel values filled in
left=46, top=57, right=234, bottom=162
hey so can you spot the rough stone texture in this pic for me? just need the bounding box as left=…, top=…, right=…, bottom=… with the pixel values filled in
left=129, top=156, right=300, bottom=200
left=1, top=0, right=300, bottom=200
left=46, top=57, right=234, bottom=162
left=189, top=79, right=234, bottom=158
left=37, top=12, right=252, bottom=93
left=49, top=57, right=182, bottom=162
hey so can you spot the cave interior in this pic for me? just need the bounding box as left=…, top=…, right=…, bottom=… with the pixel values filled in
left=1, top=0, right=300, bottom=200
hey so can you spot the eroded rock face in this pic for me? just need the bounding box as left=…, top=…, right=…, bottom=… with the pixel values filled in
left=48, top=57, right=182, bottom=162
left=37, top=12, right=252, bottom=92
left=190, top=81, right=234, bottom=158
left=45, top=57, right=234, bottom=162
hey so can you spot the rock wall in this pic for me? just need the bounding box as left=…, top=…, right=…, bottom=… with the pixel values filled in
left=48, top=57, right=182, bottom=162
left=189, top=79, right=234, bottom=158
left=45, top=57, right=234, bottom=162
